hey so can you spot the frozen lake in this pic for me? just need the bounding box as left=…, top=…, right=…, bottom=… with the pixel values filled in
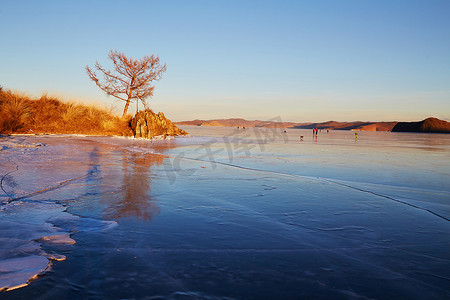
left=1, top=126, right=449, bottom=299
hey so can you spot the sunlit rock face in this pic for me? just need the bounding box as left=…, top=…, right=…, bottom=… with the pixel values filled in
left=130, top=110, right=188, bottom=139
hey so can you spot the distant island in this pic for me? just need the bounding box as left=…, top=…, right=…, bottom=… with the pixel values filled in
left=176, top=117, right=450, bottom=133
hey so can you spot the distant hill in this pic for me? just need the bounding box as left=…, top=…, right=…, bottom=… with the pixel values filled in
left=392, top=117, right=450, bottom=133
left=291, top=121, right=397, bottom=131
left=175, top=118, right=304, bottom=128
left=176, top=119, right=398, bottom=131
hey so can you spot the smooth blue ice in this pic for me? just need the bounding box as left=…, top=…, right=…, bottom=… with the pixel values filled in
left=0, top=128, right=449, bottom=299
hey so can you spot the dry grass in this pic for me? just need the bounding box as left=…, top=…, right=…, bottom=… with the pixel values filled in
left=0, top=88, right=133, bottom=136
left=0, top=93, right=31, bottom=132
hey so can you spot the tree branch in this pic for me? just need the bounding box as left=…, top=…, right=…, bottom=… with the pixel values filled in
left=86, top=50, right=166, bottom=116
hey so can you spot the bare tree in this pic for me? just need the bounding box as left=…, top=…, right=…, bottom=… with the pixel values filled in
left=86, top=50, right=167, bottom=117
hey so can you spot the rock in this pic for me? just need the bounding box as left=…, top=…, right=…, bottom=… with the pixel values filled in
left=130, top=110, right=188, bottom=139
left=392, top=117, right=450, bottom=133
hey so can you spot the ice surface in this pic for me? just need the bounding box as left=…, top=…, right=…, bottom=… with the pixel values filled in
left=1, top=130, right=449, bottom=299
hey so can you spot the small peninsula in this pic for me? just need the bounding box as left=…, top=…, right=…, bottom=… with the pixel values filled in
left=0, top=88, right=186, bottom=138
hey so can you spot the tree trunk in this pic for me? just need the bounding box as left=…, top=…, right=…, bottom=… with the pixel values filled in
left=123, top=87, right=133, bottom=117
left=122, top=99, right=131, bottom=117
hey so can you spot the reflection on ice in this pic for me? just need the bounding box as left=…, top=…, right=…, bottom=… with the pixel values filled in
left=104, top=153, right=163, bottom=221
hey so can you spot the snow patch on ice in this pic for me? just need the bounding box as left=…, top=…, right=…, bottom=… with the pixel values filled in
left=0, top=255, right=49, bottom=291
left=0, top=138, right=45, bottom=149
left=38, top=235, right=76, bottom=245
left=0, top=200, right=116, bottom=292
left=48, top=214, right=118, bottom=233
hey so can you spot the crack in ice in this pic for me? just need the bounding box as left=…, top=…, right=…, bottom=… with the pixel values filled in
left=176, top=156, right=450, bottom=223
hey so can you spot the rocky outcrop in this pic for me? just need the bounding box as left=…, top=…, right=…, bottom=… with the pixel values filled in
left=392, top=117, right=450, bottom=133
left=130, top=110, right=188, bottom=138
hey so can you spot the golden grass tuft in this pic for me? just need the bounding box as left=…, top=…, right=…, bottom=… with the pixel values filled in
left=61, top=102, right=83, bottom=122
left=0, top=88, right=133, bottom=136
left=0, top=90, right=31, bottom=132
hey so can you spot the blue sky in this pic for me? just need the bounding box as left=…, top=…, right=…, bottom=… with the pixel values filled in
left=1, top=0, right=449, bottom=122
